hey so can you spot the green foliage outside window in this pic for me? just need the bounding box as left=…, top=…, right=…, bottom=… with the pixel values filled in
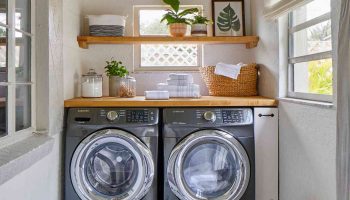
left=308, top=59, right=332, bottom=95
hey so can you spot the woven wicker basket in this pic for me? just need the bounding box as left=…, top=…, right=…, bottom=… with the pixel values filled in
left=199, top=64, right=258, bottom=96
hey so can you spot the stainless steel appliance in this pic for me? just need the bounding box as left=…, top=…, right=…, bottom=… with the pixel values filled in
left=64, top=108, right=158, bottom=200
left=163, top=108, right=255, bottom=200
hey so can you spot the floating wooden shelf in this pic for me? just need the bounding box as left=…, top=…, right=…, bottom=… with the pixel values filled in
left=77, top=36, right=260, bottom=49
left=64, top=96, right=277, bottom=108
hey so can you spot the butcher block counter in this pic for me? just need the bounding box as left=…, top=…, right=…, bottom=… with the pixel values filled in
left=64, top=96, right=278, bottom=107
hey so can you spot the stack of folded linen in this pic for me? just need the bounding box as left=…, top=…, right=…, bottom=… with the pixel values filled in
left=87, top=15, right=126, bottom=36
left=144, top=90, right=170, bottom=100
left=157, top=73, right=201, bottom=98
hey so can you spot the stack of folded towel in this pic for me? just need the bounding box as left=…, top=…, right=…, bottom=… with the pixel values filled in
left=157, top=73, right=201, bottom=98
left=144, top=90, right=170, bottom=100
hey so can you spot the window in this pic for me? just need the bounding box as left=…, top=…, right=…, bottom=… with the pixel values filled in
left=288, top=0, right=332, bottom=102
left=0, top=0, right=34, bottom=137
left=134, top=6, right=202, bottom=71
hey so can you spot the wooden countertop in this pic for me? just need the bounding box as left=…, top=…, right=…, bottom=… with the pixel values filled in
left=64, top=96, right=278, bottom=108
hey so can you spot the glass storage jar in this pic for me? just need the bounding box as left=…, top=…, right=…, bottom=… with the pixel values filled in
left=81, top=69, right=103, bottom=98
left=117, top=76, right=136, bottom=98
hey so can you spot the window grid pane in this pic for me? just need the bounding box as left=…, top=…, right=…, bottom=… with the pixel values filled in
left=291, top=20, right=331, bottom=58
left=15, top=31, right=31, bottom=82
left=0, top=26, right=7, bottom=82
left=0, top=86, right=7, bottom=137
left=292, top=0, right=330, bottom=27
left=15, top=85, right=30, bottom=131
left=139, top=10, right=168, bottom=36
left=141, top=44, right=198, bottom=67
left=0, top=1, right=7, bottom=25
left=15, top=0, right=31, bottom=34
left=292, top=59, right=333, bottom=95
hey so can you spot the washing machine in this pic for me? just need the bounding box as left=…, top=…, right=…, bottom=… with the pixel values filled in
left=163, top=108, right=255, bottom=200
left=64, top=108, right=159, bottom=200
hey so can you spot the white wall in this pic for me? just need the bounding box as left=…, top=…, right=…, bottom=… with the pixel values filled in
left=251, top=0, right=337, bottom=199
left=251, top=0, right=279, bottom=98
left=279, top=103, right=336, bottom=200
left=63, top=0, right=83, bottom=99
left=79, top=0, right=254, bottom=96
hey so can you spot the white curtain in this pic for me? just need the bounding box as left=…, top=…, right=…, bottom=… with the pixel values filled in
left=336, top=0, right=350, bottom=198
left=264, top=0, right=313, bottom=20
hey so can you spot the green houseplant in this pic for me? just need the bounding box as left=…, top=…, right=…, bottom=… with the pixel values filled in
left=160, top=0, right=199, bottom=37
left=190, top=14, right=211, bottom=36
left=105, top=59, right=133, bottom=97
left=191, top=14, right=211, bottom=24
left=105, top=60, right=128, bottom=77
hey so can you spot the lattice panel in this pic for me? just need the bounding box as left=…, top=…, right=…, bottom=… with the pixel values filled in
left=141, top=44, right=198, bottom=67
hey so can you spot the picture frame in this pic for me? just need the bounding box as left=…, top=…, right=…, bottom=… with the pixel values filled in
left=212, top=0, right=245, bottom=36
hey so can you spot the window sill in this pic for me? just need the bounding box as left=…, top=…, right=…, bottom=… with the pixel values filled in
left=278, top=97, right=335, bottom=109
left=132, top=67, right=200, bottom=73
left=0, top=133, right=54, bottom=185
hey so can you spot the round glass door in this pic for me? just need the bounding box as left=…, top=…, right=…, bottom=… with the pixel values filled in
left=168, top=130, right=250, bottom=200
left=85, top=142, right=139, bottom=196
left=71, top=129, right=154, bottom=200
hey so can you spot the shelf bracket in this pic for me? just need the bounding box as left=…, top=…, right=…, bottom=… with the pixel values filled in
left=78, top=40, right=88, bottom=49
left=246, top=40, right=259, bottom=49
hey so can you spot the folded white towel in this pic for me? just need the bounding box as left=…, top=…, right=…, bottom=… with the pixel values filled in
left=167, top=79, right=193, bottom=86
left=214, top=62, right=246, bottom=79
left=145, top=90, right=169, bottom=100
left=168, top=73, right=193, bottom=82
left=157, top=83, right=201, bottom=98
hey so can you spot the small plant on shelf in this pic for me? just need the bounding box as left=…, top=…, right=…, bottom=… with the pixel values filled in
left=160, top=0, right=199, bottom=37
left=105, top=59, right=136, bottom=98
left=105, top=59, right=128, bottom=77
left=190, top=13, right=212, bottom=36
left=190, top=14, right=211, bottom=25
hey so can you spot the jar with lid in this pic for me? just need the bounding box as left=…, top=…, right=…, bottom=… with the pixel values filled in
left=81, top=69, right=103, bottom=98
left=117, top=76, right=136, bottom=98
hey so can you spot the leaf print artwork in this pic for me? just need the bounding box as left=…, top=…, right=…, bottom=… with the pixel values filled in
left=217, top=3, right=241, bottom=35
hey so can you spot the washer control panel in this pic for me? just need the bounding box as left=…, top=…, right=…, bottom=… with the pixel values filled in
left=126, top=110, right=154, bottom=123
left=222, top=110, right=245, bottom=123
left=164, top=108, right=253, bottom=126
left=69, top=108, right=158, bottom=125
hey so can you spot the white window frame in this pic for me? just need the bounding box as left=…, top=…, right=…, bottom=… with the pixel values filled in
left=0, top=0, right=36, bottom=139
left=133, top=5, right=203, bottom=72
left=287, top=9, right=332, bottom=102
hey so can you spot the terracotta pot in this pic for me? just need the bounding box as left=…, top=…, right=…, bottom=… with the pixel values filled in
left=191, top=24, right=208, bottom=36
left=169, top=23, right=187, bottom=37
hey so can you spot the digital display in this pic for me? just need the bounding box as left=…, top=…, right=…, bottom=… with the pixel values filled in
left=126, top=110, right=149, bottom=123
left=222, top=110, right=244, bottom=123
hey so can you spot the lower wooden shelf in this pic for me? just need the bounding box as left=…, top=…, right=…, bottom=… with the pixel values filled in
left=77, top=36, right=260, bottom=49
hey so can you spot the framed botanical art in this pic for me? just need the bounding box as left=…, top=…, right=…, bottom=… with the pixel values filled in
left=212, top=0, right=245, bottom=36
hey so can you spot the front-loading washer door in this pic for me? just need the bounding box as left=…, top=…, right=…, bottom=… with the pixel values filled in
left=167, top=130, right=250, bottom=200
left=71, top=129, right=154, bottom=200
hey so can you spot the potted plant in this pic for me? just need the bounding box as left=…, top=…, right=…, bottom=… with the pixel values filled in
left=105, top=59, right=129, bottom=97
left=160, top=0, right=199, bottom=37
left=190, top=14, right=211, bottom=36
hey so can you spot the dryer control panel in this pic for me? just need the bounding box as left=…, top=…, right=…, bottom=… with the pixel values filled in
left=164, top=108, right=253, bottom=126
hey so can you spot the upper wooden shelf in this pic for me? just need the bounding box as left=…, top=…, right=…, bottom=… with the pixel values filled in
left=77, top=36, right=260, bottom=49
